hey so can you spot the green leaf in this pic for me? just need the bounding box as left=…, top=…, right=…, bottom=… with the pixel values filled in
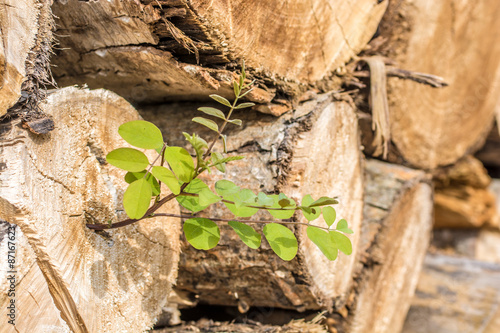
left=151, top=166, right=181, bottom=195
left=267, top=194, right=296, bottom=219
left=235, top=102, right=255, bottom=109
left=227, top=119, right=242, bottom=126
left=177, top=179, right=211, bottom=212
left=198, top=188, right=222, bottom=206
left=215, top=180, right=240, bottom=196
left=224, top=189, right=259, bottom=217
left=164, top=147, right=195, bottom=183
left=306, top=227, right=339, bottom=261
left=309, top=196, right=339, bottom=207
left=183, top=132, right=208, bottom=165
left=123, top=178, right=152, bottom=219
left=257, top=192, right=274, bottom=207
left=197, top=107, right=226, bottom=120
left=211, top=152, right=226, bottom=173
left=183, top=218, right=220, bottom=250
left=124, top=171, right=160, bottom=196
left=192, top=117, right=219, bottom=132
left=106, top=148, right=149, bottom=172
left=209, top=94, right=232, bottom=107
left=301, top=195, right=321, bottom=221
left=336, top=219, right=354, bottom=234
left=263, top=223, right=298, bottom=261
left=233, top=80, right=240, bottom=97
left=330, top=231, right=352, bottom=255
left=228, top=221, right=261, bottom=249
left=118, top=120, right=164, bottom=149
left=323, top=206, right=336, bottom=228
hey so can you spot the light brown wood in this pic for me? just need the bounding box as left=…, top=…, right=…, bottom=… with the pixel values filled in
left=0, top=0, right=52, bottom=115
left=139, top=93, right=364, bottom=311
left=402, top=254, right=500, bottom=333
left=51, top=0, right=386, bottom=109
left=0, top=87, right=180, bottom=332
left=342, top=160, right=433, bottom=333
left=433, top=156, right=497, bottom=228
left=374, top=0, right=500, bottom=169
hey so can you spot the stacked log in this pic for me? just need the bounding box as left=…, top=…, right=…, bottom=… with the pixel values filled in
left=50, top=0, right=387, bottom=113
left=402, top=254, right=500, bottom=333
left=1, top=0, right=500, bottom=331
left=0, top=88, right=180, bottom=332
left=361, top=0, right=500, bottom=169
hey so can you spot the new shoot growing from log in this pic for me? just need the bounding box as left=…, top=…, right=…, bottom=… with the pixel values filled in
left=87, top=63, right=353, bottom=261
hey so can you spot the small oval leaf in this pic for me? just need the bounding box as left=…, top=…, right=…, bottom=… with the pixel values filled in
left=215, top=180, right=240, bottom=196
left=228, top=119, right=242, bottom=126
left=330, top=231, right=353, bottom=255
left=263, top=223, right=298, bottom=261
left=192, top=117, right=219, bottom=132
left=301, top=195, right=321, bottom=221
left=235, top=102, right=255, bottom=109
left=198, top=107, right=226, bottom=120
left=106, top=148, right=149, bottom=172
left=151, top=166, right=181, bottom=195
left=164, top=147, right=195, bottom=183
left=309, top=196, right=339, bottom=207
left=118, top=120, right=164, bottom=149
left=323, top=206, right=336, bottom=227
left=183, top=218, right=220, bottom=250
left=336, top=219, right=354, bottom=234
left=123, top=178, right=152, bottom=219
left=268, top=195, right=296, bottom=219
left=228, top=221, right=261, bottom=249
left=307, top=227, right=339, bottom=261
left=209, top=94, right=232, bottom=107
left=124, top=171, right=160, bottom=196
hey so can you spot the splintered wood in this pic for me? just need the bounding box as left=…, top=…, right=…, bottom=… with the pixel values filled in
left=0, top=88, right=180, bottom=332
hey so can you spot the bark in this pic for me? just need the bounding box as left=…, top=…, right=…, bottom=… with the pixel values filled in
left=0, top=87, right=180, bottom=332
left=340, top=160, right=433, bottom=333
left=433, top=156, right=497, bottom=228
left=402, top=254, right=500, bottom=333
left=139, top=93, right=364, bottom=311
left=50, top=0, right=387, bottom=111
left=0, top=0, right=53, bottom=116
left=367, top=0, right=500, bottom=169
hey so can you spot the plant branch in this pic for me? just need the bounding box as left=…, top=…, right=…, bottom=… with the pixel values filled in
left=178, top=192, right=298, bottom=211
left=147, top=213, right=331, bottom=231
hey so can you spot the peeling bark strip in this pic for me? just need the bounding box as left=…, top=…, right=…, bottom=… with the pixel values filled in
left=51, top=0, right=387, bottom=108
left=0, top=0, right=53, bottom=116
left=0, top=87, right=180, bottom=332
left=373, top=0, right=500, bottom=169
left=140, top=93, right=364, bottom=311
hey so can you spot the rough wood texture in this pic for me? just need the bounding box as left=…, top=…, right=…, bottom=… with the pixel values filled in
left=402, top=254, right=500, bottom=333
left=374, top=0, right=500, bottom=169
left=0, top=220, right=71, bottom=332
left=51, top=0, right=386, bottom=108
left=0, top=0, right=52, bottom=115
left=0, top=87, right=180, bottom=332
left=433, top=156, right=497, bottom=228
left=342, top=160, right=433, bottom=333
left=139, top=94, right=363, bottom=311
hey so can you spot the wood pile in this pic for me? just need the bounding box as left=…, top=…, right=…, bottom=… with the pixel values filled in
left=0, top=0, right=499, bottom=332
